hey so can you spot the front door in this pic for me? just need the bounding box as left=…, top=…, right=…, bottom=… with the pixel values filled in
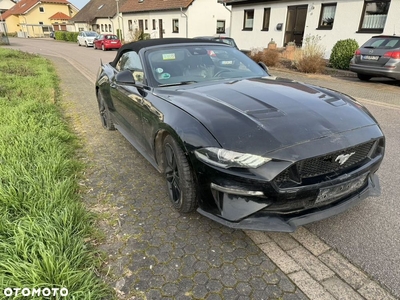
left=284, top=5, right=307, bottom=46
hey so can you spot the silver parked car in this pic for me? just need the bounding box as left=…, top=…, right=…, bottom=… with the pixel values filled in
left=77, top=31, right=98, bottom=47
left=349, top=35, right=400, bottom=81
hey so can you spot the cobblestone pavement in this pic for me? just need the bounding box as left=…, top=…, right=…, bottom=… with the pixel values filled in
left=50, top=54, right=398, bottom=300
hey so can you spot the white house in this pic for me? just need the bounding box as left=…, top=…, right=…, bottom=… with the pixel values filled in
left=0, top=0, right=16, bottom=33
left=120, top=0, right=232, bottom=42
left=0, top=0, right=15, bottom=13
left=224, top=0, right=399, bottom=58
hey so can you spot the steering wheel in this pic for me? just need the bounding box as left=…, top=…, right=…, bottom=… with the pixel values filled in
left=213, top=69, right=230, bottom=77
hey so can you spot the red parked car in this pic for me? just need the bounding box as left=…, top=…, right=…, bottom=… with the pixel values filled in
left=93, top=34, right=122, bottom=51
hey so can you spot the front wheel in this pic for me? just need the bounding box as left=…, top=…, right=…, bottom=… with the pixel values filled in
left=163, top=135, right=197, bottom=213
left=102, top=44, right=106, bottom=51
left=97, top=92, right=115, bottom=130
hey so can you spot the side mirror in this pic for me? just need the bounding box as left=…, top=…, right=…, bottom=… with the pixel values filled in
left=115, top=70, right=135, bottom=85
left=258, top=61, right=271, bottom=75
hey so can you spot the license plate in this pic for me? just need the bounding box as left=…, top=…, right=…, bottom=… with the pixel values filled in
left=111, top=41, right=117, bottom=43
left=315, top=173, right=368, bottom=204
left=362, top=55, right=379, bottom=61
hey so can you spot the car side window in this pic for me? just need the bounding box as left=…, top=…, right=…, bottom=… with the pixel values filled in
left=117, top=51, right=144, bottom=84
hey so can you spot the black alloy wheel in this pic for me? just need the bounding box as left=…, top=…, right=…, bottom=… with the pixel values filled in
left=163, top=135, right=197, bottom=213
left=97, top=92, right=115, bottom=130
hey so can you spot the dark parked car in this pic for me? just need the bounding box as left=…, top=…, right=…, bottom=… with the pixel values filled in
left=93, top=34, right=122, bottom=51
left=349, top=35, right=400, bottom=81
left=95, top=38, right=385, bottom=232
left=194, top=36, right=239, bottom=49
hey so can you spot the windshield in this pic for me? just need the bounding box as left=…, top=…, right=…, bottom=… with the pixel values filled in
left=146, top=45, right=267, bottom=87
left=363, top=37, right=400, bottom=49
left=86, top=32, right=97, bottom=37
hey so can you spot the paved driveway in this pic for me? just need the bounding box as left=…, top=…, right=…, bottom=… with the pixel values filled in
left=3, top=37, right=399, bottom=299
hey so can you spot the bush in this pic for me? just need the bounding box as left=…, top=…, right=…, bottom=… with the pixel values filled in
left=296, top=55, right=326, bottom=73
left=329, top=39, right=359, bottom=70
left=294, top=34, right=326, bottom=73
left=249, top=48, right=280, bottom=67
left=66, top=31, right=79, bottom=42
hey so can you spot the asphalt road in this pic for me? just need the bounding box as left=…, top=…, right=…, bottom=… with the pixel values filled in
left=4, top=37, right=400, bottom=298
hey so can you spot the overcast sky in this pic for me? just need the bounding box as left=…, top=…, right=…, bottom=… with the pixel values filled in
left=70, top=0, right=89, bottom=10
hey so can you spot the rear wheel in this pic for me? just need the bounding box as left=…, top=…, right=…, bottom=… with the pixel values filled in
left=97, top=92, right=115, bottom=130
left=357, top=74, right=372, bottom=81
left=85, top=41, right=88, bottom=47
left=163, top=135, right=197, bottom=213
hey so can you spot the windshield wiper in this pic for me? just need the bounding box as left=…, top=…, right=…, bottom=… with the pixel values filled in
left=158, top=81, right=198, bottom=87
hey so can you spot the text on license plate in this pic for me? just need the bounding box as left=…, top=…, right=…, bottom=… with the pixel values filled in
left=362, top=55, right=379, bottom=61
left=315, top=173, right=368, bottom=204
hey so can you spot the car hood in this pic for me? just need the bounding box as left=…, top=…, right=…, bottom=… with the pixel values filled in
left=157, top=77, right=377, bottom=155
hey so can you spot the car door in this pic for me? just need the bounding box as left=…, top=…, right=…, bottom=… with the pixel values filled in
left=111, top=51, right=146, bottom=148
left=94, top=34, right=102, bottom=48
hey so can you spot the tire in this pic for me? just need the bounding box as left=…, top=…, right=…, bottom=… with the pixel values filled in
left=78, top=40, right=81, bottom=46
left=97, top=92, right=115, bottom=130
left=163, top=135, right=197, bottom=213
left=85, top=41, right=88, bottom=48
left=357, top=74, right=372, bottom=81
left=102, top=44, right=106, bottom=51
left=93, top=44, right=96, bottom=50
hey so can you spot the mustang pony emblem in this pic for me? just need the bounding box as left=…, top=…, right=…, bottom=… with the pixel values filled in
left=335, top=152, right=355, bottom=165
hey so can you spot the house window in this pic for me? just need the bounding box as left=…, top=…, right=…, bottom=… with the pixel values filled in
left=101, top=24, right=104, bottom=32
left=152, top=19, right=156, bottom=30
left=145, top=20, right=148, bottom=30
left=128, top=20, right=133, bottom=31
left=172, top=19, right=179, bottom=33
left=262, top=8, right=271, bottom=31
left=358, top=0, right=391, bottom=33
left=105, top=25, right=108, bottom=32
left=109, top=24, right=112, bottom=32
left=243, top=10, right=254, bottom=30
left=39, top=22, right=43, bottom=25
left=216, top=20, right=225, bottom=34
left=139, top=20, right=144, bottom=32
left=318, top=3, right=337, bottom=29
left=39, top=6, right=44, bottom=13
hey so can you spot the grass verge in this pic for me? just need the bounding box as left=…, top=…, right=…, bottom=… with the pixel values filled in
left=0, top=48, right=112, bottom=299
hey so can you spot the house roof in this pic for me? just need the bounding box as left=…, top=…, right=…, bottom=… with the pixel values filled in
left=50, top=11, right=70, bottom=20
left=71, top=0, right=195, bottom=24
left=120, top=0, right=195, bottom=14
left=71, top=0, right=129, bottom=23
left=1, top=0, right=70, bottom=19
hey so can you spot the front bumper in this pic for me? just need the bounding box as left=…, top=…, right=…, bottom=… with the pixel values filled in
left=198, top=173, right=380, bottom=232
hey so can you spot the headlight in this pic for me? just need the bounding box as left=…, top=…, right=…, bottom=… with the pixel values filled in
left=195, top=147, right=271, bottom=169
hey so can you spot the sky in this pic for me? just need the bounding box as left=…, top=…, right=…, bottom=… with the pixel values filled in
left=70, top=0, right=90, bottom=10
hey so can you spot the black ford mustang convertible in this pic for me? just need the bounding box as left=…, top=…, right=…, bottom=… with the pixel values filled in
left=95, top=38, right=384, bottom=232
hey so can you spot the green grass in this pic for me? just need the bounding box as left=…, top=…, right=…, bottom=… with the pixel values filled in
left=0, top=48, right=112, bottom=299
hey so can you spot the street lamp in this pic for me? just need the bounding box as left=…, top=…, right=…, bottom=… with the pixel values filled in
left=116, top=0, right=121, bottom=39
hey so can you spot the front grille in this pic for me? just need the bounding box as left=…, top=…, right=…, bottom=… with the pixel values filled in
left=275, top=141, right=376, bottom=187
